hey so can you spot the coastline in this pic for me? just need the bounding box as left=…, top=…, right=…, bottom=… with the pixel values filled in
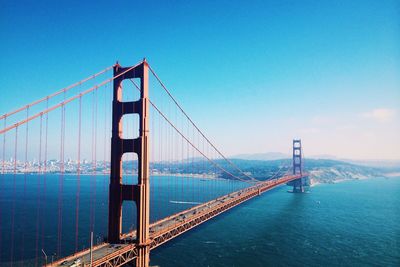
left=309, top=175, right=399, bottom=187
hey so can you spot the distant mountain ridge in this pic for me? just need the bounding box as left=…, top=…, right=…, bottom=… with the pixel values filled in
left=226, top=158, right=397, bottom=184
left=231, top=152, right=400, bottom=168
left=231, top=152, right=289, bottom=161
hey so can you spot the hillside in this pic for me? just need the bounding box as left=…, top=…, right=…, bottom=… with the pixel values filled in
left=147, top=158, right=394, bottom=185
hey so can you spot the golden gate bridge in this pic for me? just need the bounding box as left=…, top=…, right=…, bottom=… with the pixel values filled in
left=0, top=59, right=308, bottom=267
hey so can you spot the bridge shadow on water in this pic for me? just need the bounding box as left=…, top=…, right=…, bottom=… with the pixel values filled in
left=149, top=185, right=310, bottom=267
left=254, top=187, right=311, bottom=267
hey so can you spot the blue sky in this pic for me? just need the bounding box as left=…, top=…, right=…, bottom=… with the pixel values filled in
left=0, top=0, right=399, bottom=160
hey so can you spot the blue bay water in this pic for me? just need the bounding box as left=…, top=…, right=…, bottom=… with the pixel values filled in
left=150, top=178, right=400, bottom=267
left=0, top=174, right=247, bottom=265
left=0, top=175, right=399, bottom=266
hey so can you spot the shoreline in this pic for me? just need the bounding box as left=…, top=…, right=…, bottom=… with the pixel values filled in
left=310, top=175, right=399, bottom=187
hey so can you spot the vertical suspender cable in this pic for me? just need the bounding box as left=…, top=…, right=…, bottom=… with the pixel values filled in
left=75, top=96, right=82, bottom=252
left=90, top=87, right=98, bottom=236
left=10, top=126, right=18, bottom=267
left=181, top=113, right=184, bottom=210
left=57, top=103, right=65, bottom=257
left=159, top=109, right=162, bottom=219
left=0, top=117, right=6, bottom=262
left=1, top=117, right=5, bottom=174
left=90, top=89, right=95, bottom=235
left=94, top=87, right=98, bottom=233
left=20, top=108, right=29, bottom=265
left=41, top=98, right=49, bottom=256
left=203, top=137, right=205, bottom=202
left=35, top=114, right=43, bottom=267
left=103, top=83, right=108, bottom=195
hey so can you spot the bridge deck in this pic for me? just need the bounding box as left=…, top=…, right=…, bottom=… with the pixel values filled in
left=49, top=174, right=303, bottom=267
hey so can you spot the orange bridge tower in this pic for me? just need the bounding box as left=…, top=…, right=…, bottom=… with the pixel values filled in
left=108, top=60, right=150, bottom=267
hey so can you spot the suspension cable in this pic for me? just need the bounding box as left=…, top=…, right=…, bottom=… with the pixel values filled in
left=0, top=65, right=114, bottom=121
left=268, top=158, right=292, bottom=180
left=128, top=79, right=253, bottom=183
left=148, top=96, right=255, bottom=184
left=0, top=62, right=142, bottom=135
left=147, top=66, right=260, bottom=182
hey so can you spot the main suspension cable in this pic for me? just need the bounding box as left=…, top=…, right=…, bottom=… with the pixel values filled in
left=148, top=93, right=255, bottom=184
left=0, top=65, right=114, bottom=121
left=147, top=65, right=260, bottom=182
left=0, top=62, right=142, bottom=135
left=129, top=79, right=253, bottom=183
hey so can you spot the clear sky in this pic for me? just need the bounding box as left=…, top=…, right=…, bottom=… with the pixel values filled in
left=0, top=0, right=399, bottom=160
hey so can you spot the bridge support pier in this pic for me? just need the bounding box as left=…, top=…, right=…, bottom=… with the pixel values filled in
left=108, top=60, right=150, bottom=267
left=291, top=178, right=304, bottom=193
left=137, top=244, right=150, bottom=267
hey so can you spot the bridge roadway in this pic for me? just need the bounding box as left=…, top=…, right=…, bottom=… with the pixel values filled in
left=49, top=174, right=303, bottom=267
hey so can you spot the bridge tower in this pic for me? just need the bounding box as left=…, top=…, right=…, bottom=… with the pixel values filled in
left=292, top=139, right=304, bottom=193
left=108, top=60, right=150, bottom=267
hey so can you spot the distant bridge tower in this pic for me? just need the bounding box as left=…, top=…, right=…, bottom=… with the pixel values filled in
left=291, top=139, right=305, bottom=193
left=108, top=60, right=150, bottom=267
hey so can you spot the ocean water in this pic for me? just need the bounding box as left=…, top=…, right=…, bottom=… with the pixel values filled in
left=0, top=174, right=247, bottom=266
left=0, top=175, right=399, bottom=266
left=150, top=177, right=400, bottom=267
